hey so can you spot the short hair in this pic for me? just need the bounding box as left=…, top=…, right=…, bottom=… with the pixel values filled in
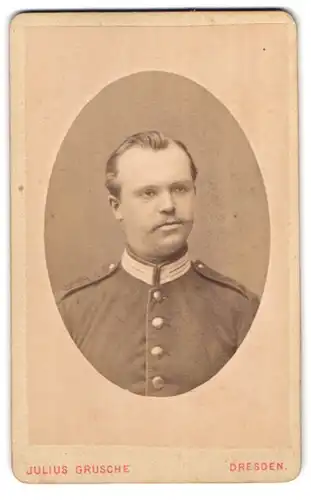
left=105, top=130, right=198, bottom=198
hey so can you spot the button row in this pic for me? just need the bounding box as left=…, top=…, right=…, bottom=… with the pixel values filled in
left=150, top=292, right=164, bottom=390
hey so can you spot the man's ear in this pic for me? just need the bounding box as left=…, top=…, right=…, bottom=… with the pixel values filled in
left=108, top=195, right=123, bottom=221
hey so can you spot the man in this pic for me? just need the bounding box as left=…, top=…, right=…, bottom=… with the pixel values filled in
left=57, top=130, right=259, bottom=397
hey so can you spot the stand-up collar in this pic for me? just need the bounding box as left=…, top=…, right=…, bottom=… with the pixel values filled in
left=121, top=247, right=191, bottom=286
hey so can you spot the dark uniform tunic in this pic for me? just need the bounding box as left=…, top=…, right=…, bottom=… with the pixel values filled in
left=56, top=250, right=259, bottom=397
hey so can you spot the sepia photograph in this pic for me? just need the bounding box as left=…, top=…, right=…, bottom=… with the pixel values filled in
left=10, top=10, right=299, bottom=483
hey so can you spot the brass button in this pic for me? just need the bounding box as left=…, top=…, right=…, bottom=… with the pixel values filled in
left=197, top=263, right=204, bottom=269
left=151, top=346, right=164, bottom=357
left=151, top=317, right=164, bottom=329
left=108, top=263, right=116, bottom=270
left=152, top=376, right=165, bottom=390
left=153, top=290, right=162, bottom=301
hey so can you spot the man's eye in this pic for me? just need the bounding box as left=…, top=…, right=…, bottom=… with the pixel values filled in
left=172, top=185, right=187, bottom=194
left=142, top=189, right=156, bottom=198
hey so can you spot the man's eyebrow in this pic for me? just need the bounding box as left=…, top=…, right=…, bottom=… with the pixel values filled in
left=170, top=179, right=193, bottom=185
left=133, top=184, right=159, bottom=193
left=133, top=179, right=193, bottom=193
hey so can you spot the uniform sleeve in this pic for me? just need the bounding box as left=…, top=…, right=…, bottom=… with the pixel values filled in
left=235, top=291, right=260, bottom=347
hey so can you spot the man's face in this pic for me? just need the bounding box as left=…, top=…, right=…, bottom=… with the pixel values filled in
left=109, top=143, right=196, bottom=261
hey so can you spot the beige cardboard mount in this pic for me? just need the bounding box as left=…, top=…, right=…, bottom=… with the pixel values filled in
left=10, top=10, right=300, bottom=483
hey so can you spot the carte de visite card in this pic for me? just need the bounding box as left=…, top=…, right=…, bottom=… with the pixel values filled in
left=10, top=10, right=300, bottom=483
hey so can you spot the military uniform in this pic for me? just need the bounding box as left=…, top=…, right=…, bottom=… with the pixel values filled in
left=56, top=249, right=259, bottom=397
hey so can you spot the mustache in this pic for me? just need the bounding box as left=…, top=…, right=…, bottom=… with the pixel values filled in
left=152, top=219, right=188, bottom=231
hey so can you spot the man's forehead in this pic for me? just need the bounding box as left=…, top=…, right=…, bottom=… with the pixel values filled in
left=116, top=143, right=193, bottom=180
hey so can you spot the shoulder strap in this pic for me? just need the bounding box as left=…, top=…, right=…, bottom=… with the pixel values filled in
left=192, top=260, right=253, bottom=300
left=55, top=262, right=119, bottom=304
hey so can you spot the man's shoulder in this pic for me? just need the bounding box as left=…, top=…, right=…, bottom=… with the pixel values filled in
left=191, top=259, right=259, bottom=303
left=55, top=262, right=120, bottom=305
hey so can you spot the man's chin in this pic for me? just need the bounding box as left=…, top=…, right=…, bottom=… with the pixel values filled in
left=154, top=237, right=188, bottom=260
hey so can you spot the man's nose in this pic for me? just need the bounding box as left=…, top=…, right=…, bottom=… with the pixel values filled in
left=159, top=191, right=175, bottom=213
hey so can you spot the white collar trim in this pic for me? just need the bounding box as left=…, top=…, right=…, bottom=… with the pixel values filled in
left=121, top=249, right=191, bottom=286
